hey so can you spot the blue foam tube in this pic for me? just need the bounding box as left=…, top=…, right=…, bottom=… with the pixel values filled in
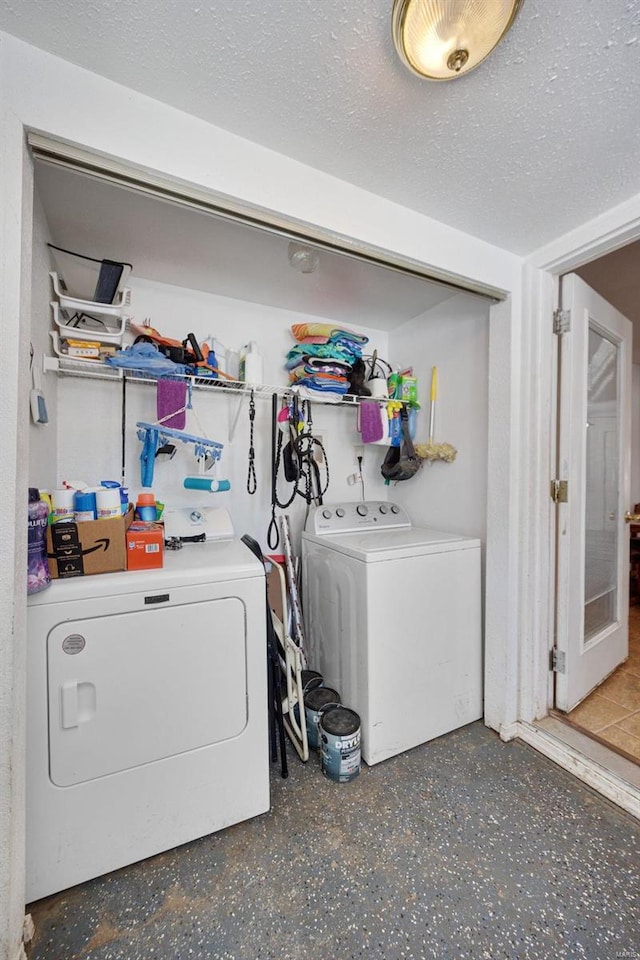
left=183, top=477, right=231, bottom=492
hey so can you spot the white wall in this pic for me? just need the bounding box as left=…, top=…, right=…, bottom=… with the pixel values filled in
left=389, top=293, right=490, bottom=542
left=0, top=118, right=32, bottom=960
left=0, top=30, right=521, bottom=960
left=28, top=191, right=57, bottom=487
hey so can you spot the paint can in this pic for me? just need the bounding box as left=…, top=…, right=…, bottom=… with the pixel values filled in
left=304, top=686, right=340, bottom=750
left=319, top=706, right=361, bottom=783
left=301, top=670, right=323, bottom=694
left=293, top=672, right=322, bottom=733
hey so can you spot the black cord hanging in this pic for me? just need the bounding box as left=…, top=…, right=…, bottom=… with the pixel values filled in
left=267, top=393, right=281, bottom=550
left=291, top=402, right=329, bottom=505
left=267, top=395, right=330, bottom=550
left=246, top=389, right=257, bottom=495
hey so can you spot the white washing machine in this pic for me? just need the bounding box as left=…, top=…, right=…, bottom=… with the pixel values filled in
left=301, top=501, right=482, bottom=766
left=26, top=536, right=269, bottom=902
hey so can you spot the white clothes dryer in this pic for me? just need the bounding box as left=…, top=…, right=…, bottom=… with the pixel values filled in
left=301, top=501, right=482, bottom=766
left=26, top=537, right=269, bottom=902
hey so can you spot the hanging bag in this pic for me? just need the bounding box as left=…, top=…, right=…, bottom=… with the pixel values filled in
left=380, top=408, right=421, bottom=482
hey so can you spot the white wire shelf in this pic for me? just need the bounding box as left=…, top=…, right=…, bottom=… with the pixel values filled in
left=42, top=355, right=408, bottom=406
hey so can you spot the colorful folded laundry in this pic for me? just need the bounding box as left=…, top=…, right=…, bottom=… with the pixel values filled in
left=289, top=363, right=350, bottom=379
left=293, top=377, right=350, bottom=394
left=289, top=367, right=349, bottom=385
left=285, top=343, right=357, bottom=369
left=285, top=324, right=368, bottom=397
left=291, top=323, right=369, bottom=347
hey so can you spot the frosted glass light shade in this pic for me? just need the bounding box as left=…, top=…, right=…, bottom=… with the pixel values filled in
left=288, top=242, right=319, bottom=274
left=392, top=0, right=523, bottom=80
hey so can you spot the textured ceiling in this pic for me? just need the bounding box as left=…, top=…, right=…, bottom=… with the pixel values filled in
left=1, top=0, right=639, bottom=254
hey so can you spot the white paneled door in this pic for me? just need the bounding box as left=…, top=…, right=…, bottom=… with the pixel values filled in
left=555, top=274, right=632, bottom=712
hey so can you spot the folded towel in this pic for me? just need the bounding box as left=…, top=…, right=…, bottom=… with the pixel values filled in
left=287, top=358, right=351, bottom=377
left=289, top=367, right=349, bottom=385
left=157, top=378, right=187, bottom=429
left=359, top=401, right=384, bottom=443
left=304, top=357, right=353, bottom=374
left=293, top=377, right=350, bottom=394
left=289, top=363, right=350, bottom=383
left=285, top=343, right=359, bottom=369
left=330, top=335, right=366, bottom=355
left=291, top=322, right=369, bottom=346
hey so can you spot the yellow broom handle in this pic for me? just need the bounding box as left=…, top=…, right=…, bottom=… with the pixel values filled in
left=429, top=366, right=437, bottom=441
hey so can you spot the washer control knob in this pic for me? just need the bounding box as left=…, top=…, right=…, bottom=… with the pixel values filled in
left=336, top=508, right=345, bottom=518
left=356, top=504, right=368, bottom=517
left=390, top=504, right=400, bottom=514
left=379, top=504, right=388, bottom=514
left=322, top=509, right=332, bottom=520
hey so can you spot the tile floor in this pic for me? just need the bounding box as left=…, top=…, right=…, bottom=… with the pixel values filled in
left=565, top=606, right=640, bottom=763
left=26, top=723, right=640, bottom=960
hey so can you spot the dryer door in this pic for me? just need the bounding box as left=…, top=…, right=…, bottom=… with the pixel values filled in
left=48, top=597, right=248, bottom=786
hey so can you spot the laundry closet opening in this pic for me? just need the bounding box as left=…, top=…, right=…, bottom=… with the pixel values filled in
left=28, top=143, right=498, bottom=558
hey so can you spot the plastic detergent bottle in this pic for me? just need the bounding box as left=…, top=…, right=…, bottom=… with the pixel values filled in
left=135, top=492, right=158, bottom=521
left=239, top=341, right=263, bottom=384
left=27, top=488, right=51, bottom=595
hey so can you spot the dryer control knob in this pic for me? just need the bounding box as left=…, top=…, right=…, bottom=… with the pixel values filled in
left=336, top=508, right=345, bottom=518
left=379, top=504, right=388, bottom=514
left=356, top=504, right=368, bottom=516
left=322, top=509, right=332, bottom=519
left=390, top=505, right=400, bottom=514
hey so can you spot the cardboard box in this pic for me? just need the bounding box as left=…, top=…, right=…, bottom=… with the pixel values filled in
left=46, top=506, right=133, bottom=578
left=126, top=521, right=164, bottom=570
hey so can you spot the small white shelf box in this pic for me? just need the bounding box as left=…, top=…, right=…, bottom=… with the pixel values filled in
left=50, top=271, right=130, bottom=321
left=50, top=301, right=128, bottom=345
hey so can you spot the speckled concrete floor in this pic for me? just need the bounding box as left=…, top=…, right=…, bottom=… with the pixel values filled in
left=27, top=723, right=640, bottom=960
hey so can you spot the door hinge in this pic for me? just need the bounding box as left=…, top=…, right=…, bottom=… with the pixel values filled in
left=550, top=479, right=568, bottom=503
left=553, top=309, right=571, bottom=334
left=550, top=648, right=566, bottom=674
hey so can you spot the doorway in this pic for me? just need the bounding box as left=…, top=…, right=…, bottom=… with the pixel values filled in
left=551, top=244, right=640, bottom=767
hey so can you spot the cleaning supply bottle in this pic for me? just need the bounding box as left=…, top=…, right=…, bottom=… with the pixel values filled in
left=239, top=341, right=263, bottom=384
left=27, top=488, right=51, bottom=595
left=135, top=492, right=158, bottom=521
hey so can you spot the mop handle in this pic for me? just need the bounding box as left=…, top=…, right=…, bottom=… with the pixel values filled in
left=428, top=366, right=437, bottom=442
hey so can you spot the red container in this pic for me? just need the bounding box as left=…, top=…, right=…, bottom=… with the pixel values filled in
left=126, top=521, right=164, bottom=570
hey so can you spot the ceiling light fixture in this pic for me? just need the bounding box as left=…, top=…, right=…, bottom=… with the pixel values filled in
left=288, top=242, right=319, bottom=274
left=392, top=0, right=523, bottom=81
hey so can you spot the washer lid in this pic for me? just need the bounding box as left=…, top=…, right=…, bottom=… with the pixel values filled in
left=27, top=537, right=263, bottom=606
left=302, top=525, right=480, bottom=562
